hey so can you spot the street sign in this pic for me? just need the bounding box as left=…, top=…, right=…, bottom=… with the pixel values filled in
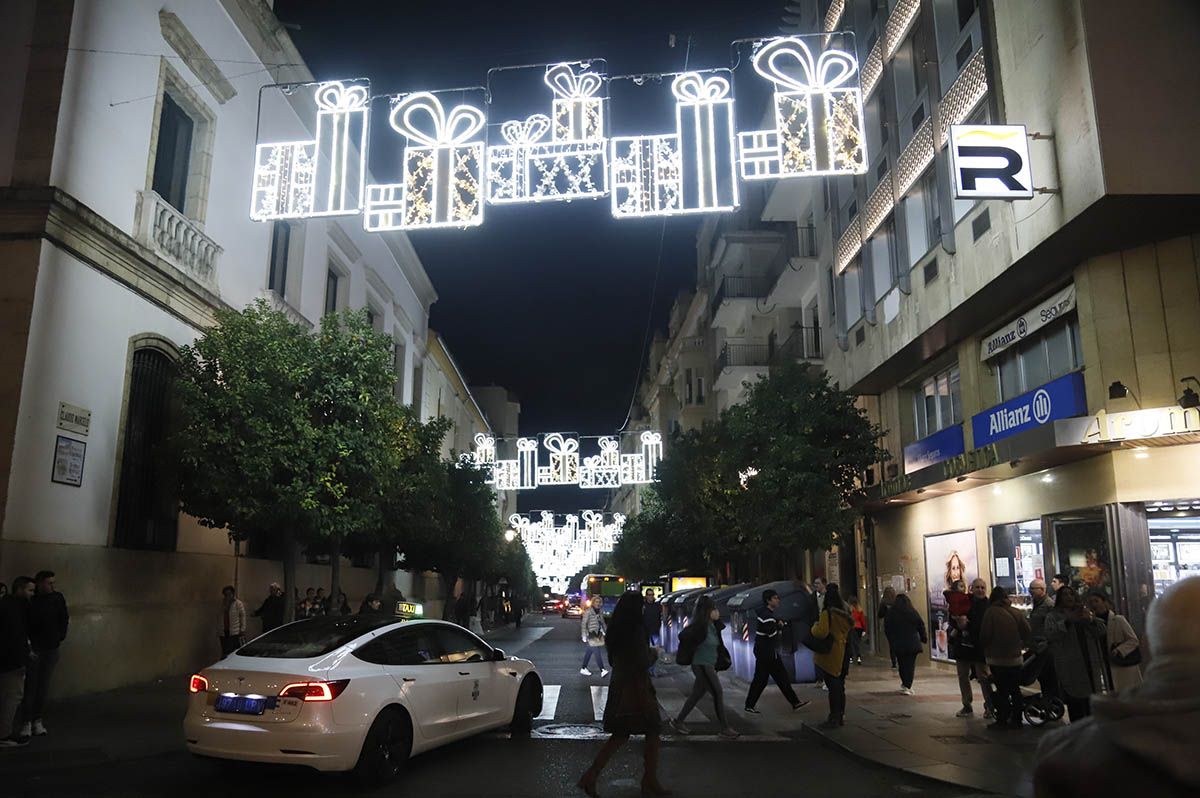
left=949, top=124, right=1033, bottom=200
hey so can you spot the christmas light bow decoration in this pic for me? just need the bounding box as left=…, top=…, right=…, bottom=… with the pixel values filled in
left=739, top=37, right=867, bottom=179
left=365, top=92, right=486, bottom=230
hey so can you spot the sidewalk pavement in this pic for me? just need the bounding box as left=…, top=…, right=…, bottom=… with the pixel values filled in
left=793, top=659, right=1041, bottom=797
left=0, top=675, right=188, bottom=775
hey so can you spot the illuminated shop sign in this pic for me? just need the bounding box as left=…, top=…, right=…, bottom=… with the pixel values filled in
left=949, top=124, right=1033, bottom=200
left=980, top=283, right=1075, bottom=361
left=250, top=35, right=869, bottom=231
left=972, top=371, right=1087, bottom=447
left=903, top=424, right=965, bottom=475
left=1062, top=405, right=1200, bottom=445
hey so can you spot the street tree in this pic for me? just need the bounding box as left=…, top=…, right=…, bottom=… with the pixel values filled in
left=173, top=300, right=321, bottom=621
left=724, top=361, right=887, bottom=572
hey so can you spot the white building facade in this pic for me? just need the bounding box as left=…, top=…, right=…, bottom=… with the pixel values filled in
left=0, top=0, right=495, bottom=695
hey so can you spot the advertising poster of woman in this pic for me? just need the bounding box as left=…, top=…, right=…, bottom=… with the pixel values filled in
left=923, top=529, right=979, bottom=661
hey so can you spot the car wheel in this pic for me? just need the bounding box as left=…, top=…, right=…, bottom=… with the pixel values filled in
left=510, top=677, right=541, bottom=734
left=354, top=707, right=412, bottom=786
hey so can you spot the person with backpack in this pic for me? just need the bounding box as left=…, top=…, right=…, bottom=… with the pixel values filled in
left=580, top=596, right=609, bottom=678
left=668, top=595, right=737, bottom=738
left=884, top=593, right=927, bottom=695
left=808, top=583, right=854, bottom=729
left=878, top=585, right=897, bottom=669
left=980, top=587, right=1033, bottom=729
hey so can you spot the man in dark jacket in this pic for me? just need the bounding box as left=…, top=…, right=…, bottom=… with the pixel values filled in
left=0, top=576, right=35, bottom=747
left=18, top=570, right=68, bottom=738
left=1027, top=578, right=1059, bottom=700
left=1034, top=576, right=1200, bottom=798
left=252, top=582, right=286, bottom=633
left=642, top=590, right=661, bottom=676
left=744, top=589, right=808, bottom=713
left=952, top=578, right=995, bottom=719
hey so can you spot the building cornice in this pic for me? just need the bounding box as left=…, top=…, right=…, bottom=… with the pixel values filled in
left=158, top=10, right=237, bottom=104
left=0, top=187, right=230, bottom=330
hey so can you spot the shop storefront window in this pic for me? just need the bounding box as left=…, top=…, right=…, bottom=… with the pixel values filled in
left=1148, top=500, right=1200, bottom=595
left=1053, top=519, right=1112, bottom=594
left=989, top=521, right=1044, bottom=612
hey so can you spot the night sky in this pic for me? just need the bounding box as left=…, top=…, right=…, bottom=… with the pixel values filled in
left=274, top=0, right=785, bottom=511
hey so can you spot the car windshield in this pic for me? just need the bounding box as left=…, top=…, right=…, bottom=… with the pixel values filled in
left=238, top=616, right=399, bottom=659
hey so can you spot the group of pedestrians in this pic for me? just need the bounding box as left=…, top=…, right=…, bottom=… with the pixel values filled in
left=0, top=571, right=69, bottom=748
left=876, top=571, right=1149, bottom=732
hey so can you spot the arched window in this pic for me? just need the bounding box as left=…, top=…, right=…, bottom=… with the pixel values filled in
left=114, top=347, right=179, bottom=550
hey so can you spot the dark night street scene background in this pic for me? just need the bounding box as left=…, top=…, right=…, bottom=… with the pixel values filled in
left=2, top=0, right=1199, bottom=796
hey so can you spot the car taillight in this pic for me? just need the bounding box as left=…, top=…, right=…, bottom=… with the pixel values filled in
left=189, top=674, right=208, bottom=693
left=279, top=679, right=351, bottom=702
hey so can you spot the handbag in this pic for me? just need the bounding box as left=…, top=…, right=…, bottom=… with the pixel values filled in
left=803, top=610, right=834, bottom=654
left=716, top=643, right=731, bottom=672
left=1111, top=643, right=1142, bottom=667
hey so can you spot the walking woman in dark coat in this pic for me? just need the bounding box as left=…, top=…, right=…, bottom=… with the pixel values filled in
left=885, top=593, right=927, bottom=694
left=578, top=591, right=670, bottom=797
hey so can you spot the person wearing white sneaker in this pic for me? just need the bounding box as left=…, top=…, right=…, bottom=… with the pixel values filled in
left=673, top=597, right=737, bottom=739
left=885, top=594, right=927, bottom=696
left=580, top=597, right=608, bottom=678
left=0, top=577, right=36, bottom=746
left=21, top=570, right=69, bottom=741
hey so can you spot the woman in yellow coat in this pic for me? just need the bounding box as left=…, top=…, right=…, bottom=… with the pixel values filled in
left=810, top=583, right=854, bottom=729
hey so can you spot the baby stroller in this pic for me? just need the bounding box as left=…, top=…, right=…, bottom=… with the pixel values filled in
left=1019, top=648, right=1065, bottom=726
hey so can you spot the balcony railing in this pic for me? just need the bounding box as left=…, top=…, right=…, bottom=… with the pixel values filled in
left=716, top=342, right=772, bottom=373
left=135, top=190, right=221, bottom=290
left=772, top=324, right=823, bottom=362
left=710, top=275, right=773, bottom=318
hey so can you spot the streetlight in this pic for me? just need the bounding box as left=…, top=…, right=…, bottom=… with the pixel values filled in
left=504, top=529, right=516, bottom=542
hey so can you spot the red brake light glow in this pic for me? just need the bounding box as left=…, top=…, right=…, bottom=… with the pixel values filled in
left=279, top=679, right=351, bottom=702
left=189, top=674, right=208, bottom=693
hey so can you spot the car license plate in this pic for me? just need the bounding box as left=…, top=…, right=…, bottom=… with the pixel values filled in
left=215, top=695, right=269, bottom=715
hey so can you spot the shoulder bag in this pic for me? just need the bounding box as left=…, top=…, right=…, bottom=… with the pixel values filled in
left=803, top=610, right=834, bottom=654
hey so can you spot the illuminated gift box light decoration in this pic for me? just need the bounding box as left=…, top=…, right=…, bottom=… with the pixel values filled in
left=365, top=93, right=486, bottom=230
left=511, top=510, right=628, bottom=591
left=251, top=80, right=370, bottom=220
left=612, top=71, right=739, bottom=218
left=488, top=64, right=608, bottom=204
left=739, top=37, right=867, bottom=180
left=251, top=140, right=316, bottom=220
left=465, top=431, right=663, bottom=490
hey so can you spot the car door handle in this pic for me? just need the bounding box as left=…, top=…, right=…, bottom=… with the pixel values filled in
left=458, top=671, right=471, bottom=676
left=402, top=677, right=416, bottom=683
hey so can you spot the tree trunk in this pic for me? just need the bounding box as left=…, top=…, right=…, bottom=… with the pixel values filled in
left=440, top=572, right=457, bottom=620
left=282, top=529, right=297, bottom=624
left=375, top=543, right=389, bottom=596
left=330, top=536, right=342, bottom=605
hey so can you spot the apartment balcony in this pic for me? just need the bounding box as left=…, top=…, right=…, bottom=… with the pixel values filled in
left=713, top=341, right=772, bottom=397
left=765, top=224, right=819, bottom=309
left=771, top=324, right=824, bottom=364
left=134, top=190, right=221, bottom=292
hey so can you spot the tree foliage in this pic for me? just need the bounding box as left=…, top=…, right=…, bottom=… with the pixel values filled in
left=613, top=362, right=886, bottom=581
left=172, top=300, right=511, bottom=618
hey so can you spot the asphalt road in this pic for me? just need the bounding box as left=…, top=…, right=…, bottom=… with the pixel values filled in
left=8, top=615, right=987, bottom=798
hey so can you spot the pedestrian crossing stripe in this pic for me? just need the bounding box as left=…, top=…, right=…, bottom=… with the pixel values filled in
left=534, top=685, right=560, bottom=721
left=590, top=685, right=607, bottom=721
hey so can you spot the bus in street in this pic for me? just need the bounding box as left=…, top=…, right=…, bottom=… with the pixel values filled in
left=583, top=573, right=627, bottom=615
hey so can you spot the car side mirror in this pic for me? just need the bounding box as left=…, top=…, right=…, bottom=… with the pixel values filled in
left=492, top=648, right=506, bottom=661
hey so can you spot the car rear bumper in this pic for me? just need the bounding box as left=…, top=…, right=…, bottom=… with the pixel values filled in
left=183, top=716, right=366, bottom=772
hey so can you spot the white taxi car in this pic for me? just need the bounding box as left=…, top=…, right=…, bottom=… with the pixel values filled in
left=184, top=615, right=541, bottom=784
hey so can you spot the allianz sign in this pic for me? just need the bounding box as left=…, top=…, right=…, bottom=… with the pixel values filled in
left=972, top=371, right=1086, bottom=447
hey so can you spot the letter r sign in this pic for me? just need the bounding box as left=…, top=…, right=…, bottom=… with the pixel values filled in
left=949, top=125, right=1034, bottom=200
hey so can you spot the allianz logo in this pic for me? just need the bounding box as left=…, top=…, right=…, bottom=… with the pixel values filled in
left=988, top=389, right=1052, bottom=435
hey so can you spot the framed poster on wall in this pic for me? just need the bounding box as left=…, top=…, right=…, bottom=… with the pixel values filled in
left=923, top=529, right=979, bottom=662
